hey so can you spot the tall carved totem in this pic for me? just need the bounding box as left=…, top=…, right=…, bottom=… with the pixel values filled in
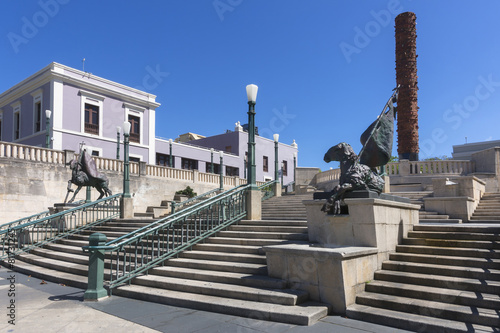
left=395, top=12, right=419, bottom=161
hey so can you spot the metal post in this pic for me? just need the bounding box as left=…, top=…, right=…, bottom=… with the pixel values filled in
left=169, top=139, right=173, bottom=168
left=274, top=141, right=279, bottom=182
left=84, top=233, right=108, bottom=301
left=116, top=127, right=120, bottom=160
left=247, top=101, right=256, bottom=188
left=86, top=186, right=91, bottom=202
left=210, top=148, right=214, bottom=173
left=293, top=154, right=297, bottom=192
left=45, top=112, right=51, bottom=148
left=244, top=155, right=247, bottom=180
left=281, top=161, right=284, bottom=189
left=219, top=152, right=224, bottom=190
left=123, top=132, right=131, bottom=198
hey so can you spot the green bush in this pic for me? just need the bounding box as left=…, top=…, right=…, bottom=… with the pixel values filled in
left=175, top=186, right=197, bottom=198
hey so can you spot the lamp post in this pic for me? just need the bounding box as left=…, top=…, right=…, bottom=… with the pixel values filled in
left=244, top=153, right=247, bottom=180
left=281, top=161, right=284, bottom=188
left=219, top=151, right=224, bottom=190
left=116, top=126, right=121, bottom=160
left=246, top=84, right=258, bottom=188
left=210, top=148, right=214, bottom=173
left=123, top=121, right=131, bottom=198
left=273, top=134, right=279, bottom=182
left=168, top=139, right=173, bottom=168
left=293, top=152, right=297, bottom=192
left=45, top=110, right=51, bottom=148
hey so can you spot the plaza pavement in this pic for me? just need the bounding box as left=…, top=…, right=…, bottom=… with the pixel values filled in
left=0, top=268, right=409, bottom=333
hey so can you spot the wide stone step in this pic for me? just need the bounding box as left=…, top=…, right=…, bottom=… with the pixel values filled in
left=348, top=303, right=497, bottom=333
left=228, top=225, right=308, bottom=233
left=364, top=280, right=500, bottom=310
left=165, top=257, right=268, bottom=275
left=205, top=237, right=309, bottom=247
left=473, top=211, right=500, bottom=216
left=413, top=224, right=500, bottom=233
left=149, top=266, right=285, bottom=289
left=418, top=215, right=450, bottom=219
left=382, top=260, right=500, bottom=281
left=1, top=259, right=88, bottom=289
left=217, top=231, right=308, bottom=240
left=17, top=253, right=89, bottom=277
left=418, top=218, right=462, bottom=224
left=133, top=274, right=307, bottom=306
left=389, top=252, right=500, bottom=269
left=471, top=216, right=500, bottom=220
left=374, top=270, right=500, bottom=294
left=402, top=237, right=500, bottom=249
left=114, top=284, right=329, bottom=326
left=466, top=219, right=500, bottom=224
left=193, top=243, right=262, bottom=255
left=407, top=231, right=500, bottom=241
left=355, top=292, right=500, bottom=327
left=179, top=250, right=267, bottom=265
left=238, top=219, right=307, bottom=226
left=396, top=244, right=500, bottom=259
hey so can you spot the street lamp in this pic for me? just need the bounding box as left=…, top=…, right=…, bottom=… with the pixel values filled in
left=123, top=121, right=131, bottom=198
left=273, top=134, right=279, bottom=183
left=281, top=161, right=284, bottom=188
left=45, top=110, right=51, bottom=148
left=246, top=84, right=258, bottom=188
left=168, top=138, right=173, bottom=168
left=116, top=126, right=121, bottom=159
left=210, top=148, right=214, bottom=173
left=293, top=152, right=297, bottom=192
left=219, top=151, right=224, bottom=190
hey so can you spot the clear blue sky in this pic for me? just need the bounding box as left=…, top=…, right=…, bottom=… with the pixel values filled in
left=2, top=0, right=500, bottom=170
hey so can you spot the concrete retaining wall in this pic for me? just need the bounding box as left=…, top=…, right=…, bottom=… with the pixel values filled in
left=0, top=158, right=223, bottom=224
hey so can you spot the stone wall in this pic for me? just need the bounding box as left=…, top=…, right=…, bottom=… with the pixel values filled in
left=0, top=158, right=223, bottom=224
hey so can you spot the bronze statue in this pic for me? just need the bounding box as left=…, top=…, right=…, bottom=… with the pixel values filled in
left=65, top=149, right=112, bottom=204
left=321, top=143, right=384, bottom=214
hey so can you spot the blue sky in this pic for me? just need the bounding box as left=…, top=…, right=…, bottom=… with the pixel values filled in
left=2, top=0, right=500, bottom=170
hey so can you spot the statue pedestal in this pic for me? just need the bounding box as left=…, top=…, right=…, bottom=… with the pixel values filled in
left=264, top=197, right=420, bottom=314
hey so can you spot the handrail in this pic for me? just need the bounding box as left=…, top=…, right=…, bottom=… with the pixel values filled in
left=0, top=194, right=121, bottom=259
left=0, top=200, right=86, bottom=233
left=171, top=188, right=222, bottom=214
left=83, top=185, right=250, bottom=290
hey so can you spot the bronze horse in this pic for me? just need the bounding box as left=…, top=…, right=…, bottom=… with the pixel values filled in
left=65, top=150, right=112, bottom=204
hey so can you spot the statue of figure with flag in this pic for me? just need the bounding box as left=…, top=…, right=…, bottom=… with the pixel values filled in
left=321, top=87, right=399, bottom=215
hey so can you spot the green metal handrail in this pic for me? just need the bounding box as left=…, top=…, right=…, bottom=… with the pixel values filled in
left=0, top=200, right=86, bottom=233
left=170, top=187, right=222, bottom=214
left=83, top=185, right=250, bottom=292
left=259, top=180, right=276, bottom=201
left=0, top=194, right=121, bottom=259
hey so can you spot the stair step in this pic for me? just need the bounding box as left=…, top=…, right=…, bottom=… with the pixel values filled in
left=239, top=219, right=307, bottom=226
left=133, top=275, right=307, bottom=305
left=396, top=244, right=500, bottom=259
left=229, top=225, right=308, bottom=233
left=355, top=292, right=500, bottom=327
left=417, top=218, right=462, bottom=224
left=193, top=243, right=262, bottom=255
left=402, top=237, right=500, bottom=249
left=114, top=284, right=329, bottom=326
left=217, top=231, right=308, bottom=240
left=374, top=270, right=500, bottom=294
left=179, top=250, right=267, bottom=265
left=389, top=252, right=500, bottom=269
left=382, top=260, right=500, bottom=281
left=165, top=257, right=268, bottom=275
left=365, top=280, right=500, bottom=310
left=407, top=230, right=500, bottom=241
left=149, top=266, right=285, bottom=289
left=347, top=304, right=497, bottom=333
left=205, top=237, right=309, bottom=246
left=413, top=224, right=500, bottom=233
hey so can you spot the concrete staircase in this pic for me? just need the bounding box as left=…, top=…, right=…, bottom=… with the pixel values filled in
left=469, top=192, right=500, bottom=223
left=347, top=224, right=500, bottom=332
left=4, top=194, right=329, bottom=326
left=392, top=191, right=462, bottom=223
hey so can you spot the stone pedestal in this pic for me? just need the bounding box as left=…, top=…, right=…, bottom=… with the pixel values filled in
left=121, top=197, right=134, bottom=219
left=273, top=182, right=281, bottom=197
left=423, top=176, right=486, bottom=222
left=264, top=197, right=419, bottom=314
left=246, top=189, right=262, bottom=220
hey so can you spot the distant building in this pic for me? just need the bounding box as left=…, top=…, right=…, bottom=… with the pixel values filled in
left=452, top=140, right=500, bottom=160
left=0, top=62, right=299, bottom=184
left=0, top=62, right=160, bottom=163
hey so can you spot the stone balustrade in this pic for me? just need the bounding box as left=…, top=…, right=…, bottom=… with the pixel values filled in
left=0, top=142, right=65, bottom=164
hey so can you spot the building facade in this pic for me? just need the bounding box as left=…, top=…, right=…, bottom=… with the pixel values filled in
left=0, top=62, right=298, bottom=184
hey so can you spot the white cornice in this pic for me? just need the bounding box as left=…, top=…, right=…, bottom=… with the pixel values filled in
left=0, top=62, right=161, bottom=110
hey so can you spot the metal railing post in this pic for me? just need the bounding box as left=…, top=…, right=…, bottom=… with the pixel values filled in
left=84, top=232, right=108, bottom=301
